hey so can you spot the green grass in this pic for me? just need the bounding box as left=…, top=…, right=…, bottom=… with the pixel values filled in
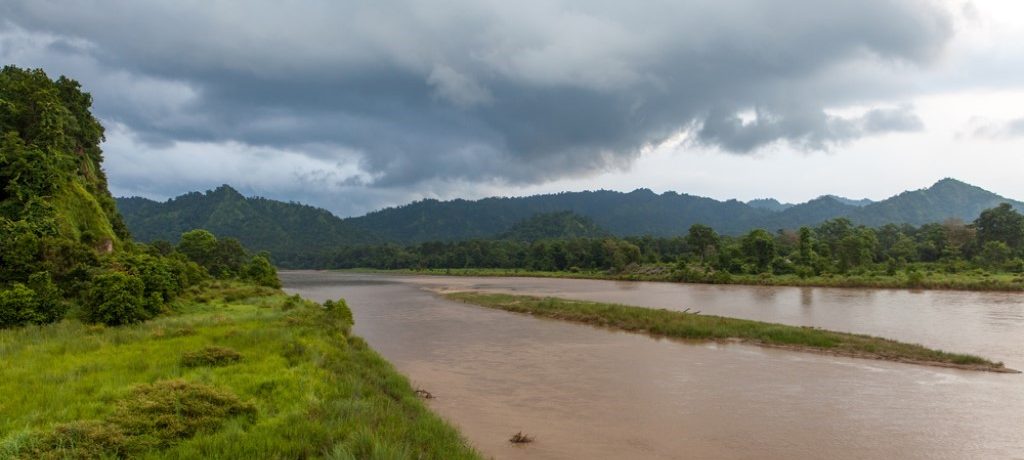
left=0, top=282, right=480, bottom=459
left=358, top=265, right=1024, bottom=292
left=444, top=292, right=1012, bottom=372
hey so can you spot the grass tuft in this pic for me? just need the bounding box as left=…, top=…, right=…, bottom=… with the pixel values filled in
left=180, top=346, right=242, bottom=368
left=114, top=379, right=257, bottom=447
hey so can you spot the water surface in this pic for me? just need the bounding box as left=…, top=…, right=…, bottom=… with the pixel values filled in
left=283, top=271, right=1024, bottom=459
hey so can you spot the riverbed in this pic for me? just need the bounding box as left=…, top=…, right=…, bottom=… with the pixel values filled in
left=282, top=271, right=1024, bottom=459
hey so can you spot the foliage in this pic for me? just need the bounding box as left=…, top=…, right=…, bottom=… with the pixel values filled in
left=312, top=205, right=1024, bottom=290
left=243, top=254, right=282, bottom=288
left=118, top=179, right=1024, bottom=264
left=81, top=272, right=147, bottom=326
left=177, top=229, right=249, bottom=278
left=975, top=203, right=1024, bottom=252
left=0, top=273, right=65, bottom=329
left=499, top=211, right=609, bottom=241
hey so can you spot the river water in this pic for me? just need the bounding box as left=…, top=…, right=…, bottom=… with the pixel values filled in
left=282, top=271, right=1024, bottom=460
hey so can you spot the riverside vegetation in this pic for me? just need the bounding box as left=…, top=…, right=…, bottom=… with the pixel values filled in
left=1, top=283, right=479, bottom=458
left=0, top=66, right=477, bottom=458
left=327, top=206, right=1024, bottom=291
left=444, top=292, right=1013, bottom=373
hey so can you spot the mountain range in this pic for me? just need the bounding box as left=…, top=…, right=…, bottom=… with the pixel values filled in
left=117, top=178, right=1023, bottom=257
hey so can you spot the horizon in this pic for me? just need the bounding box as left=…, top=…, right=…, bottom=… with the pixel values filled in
left=119, top=176, right=1021, bottom=220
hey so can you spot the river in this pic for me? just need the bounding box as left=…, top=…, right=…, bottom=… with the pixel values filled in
left=282, top=271, right=1024, bottom=459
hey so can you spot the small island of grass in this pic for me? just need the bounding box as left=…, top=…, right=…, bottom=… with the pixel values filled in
left=443, top=291, right=1016, bottom=373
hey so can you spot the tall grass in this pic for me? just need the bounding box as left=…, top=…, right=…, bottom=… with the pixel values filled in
left=0, top=281, right=480, bottom=459
left=445, top=292, right=1012, bottom=372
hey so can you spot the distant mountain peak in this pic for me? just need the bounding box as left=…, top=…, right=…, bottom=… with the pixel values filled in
left=746, top=198, right=794, bottom=212
left=209, top=184, right=244, bottom=199
left=822, top=195, right=873, bottom=207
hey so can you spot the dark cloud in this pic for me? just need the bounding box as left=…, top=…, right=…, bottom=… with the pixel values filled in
left=697, top=105, right=924, bottom=152
left=1, top=0, right=954, bottom=192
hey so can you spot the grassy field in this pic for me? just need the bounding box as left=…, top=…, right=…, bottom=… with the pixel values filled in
left=0, top=282, right=480, bottom=459
left=362, top=266, right=1024, bottom=292
left=444, top=292, right=1014, bottom=373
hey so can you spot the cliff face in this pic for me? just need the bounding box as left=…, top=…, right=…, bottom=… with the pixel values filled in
left=0, top=65, right=128, bottom=253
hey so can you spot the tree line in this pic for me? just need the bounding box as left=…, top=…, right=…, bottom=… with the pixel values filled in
left=277, top=203, right=1024, bottom=276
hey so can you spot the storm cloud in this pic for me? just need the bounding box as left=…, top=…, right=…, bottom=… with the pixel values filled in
left=0, top=0, right=960, bottom=212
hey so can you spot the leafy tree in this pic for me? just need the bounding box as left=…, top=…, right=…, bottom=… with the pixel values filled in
left=177, top=229, right=219, bottom=268
left=797, top=227, right=813, bottom=264
left=243, top=254, right=281, bottom=288
left=686, top=224, right=719, bottom=261
left=740, top=229, right=776, bottom=272
left=978, top=241, right=1012, bottom=269
left=975, top=203, right=1024, bottom=252
left=82, top=272, right=147, bottom=326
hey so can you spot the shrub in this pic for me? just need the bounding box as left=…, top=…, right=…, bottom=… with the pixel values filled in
left=181, top=346, right=242, bottom=368
left=0, top=283, right=38, bottom=328
left=82, top=272, right=147, bottom=326
left=243, top=254, right=281, bottom=288
left=323, top=298, right=354, bottom=327
left=0, top=273, right=65, bottom=328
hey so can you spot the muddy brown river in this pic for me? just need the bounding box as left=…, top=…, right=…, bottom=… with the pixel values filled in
left=282, top=271, right=1024, bottom=459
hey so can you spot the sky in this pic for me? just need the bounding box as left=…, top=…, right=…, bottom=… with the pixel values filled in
left=1, top=0, right=1022, bottom=216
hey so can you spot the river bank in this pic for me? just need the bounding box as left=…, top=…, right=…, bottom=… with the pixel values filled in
left=345, top=266, right=1024, bottom=292
left=0, top=282, right=479, bottom=459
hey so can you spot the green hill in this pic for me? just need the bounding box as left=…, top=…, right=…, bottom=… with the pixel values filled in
left=119, top=178, right=1024, bottom=264
left=118, top=185, right=374, bottom=256
left=499, top=211, right=611, bottom=241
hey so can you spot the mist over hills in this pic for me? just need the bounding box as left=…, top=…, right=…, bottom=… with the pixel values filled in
left=118, top=179, right=1023, bottom=257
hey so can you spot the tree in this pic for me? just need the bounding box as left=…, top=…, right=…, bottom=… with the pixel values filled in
left=244, top=254, right=281, bottom=288
left=978, top=241, right=1012, bottom=269
left=177, top=229, right=218, bottom=269
left=686, top=224, right=719, bottom=261
left=835, top=228, right=877, bottom=272
left=741, top=229, right=776, bottom=272
left=975, top=203, right=1024, bottom=252
left=798, top=227, right=813, bottom=264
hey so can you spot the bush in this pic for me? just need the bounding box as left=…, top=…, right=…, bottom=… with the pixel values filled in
left=82, top=272, right=147, bottom=326
left=0, top=283, right=38, bottom=328
left=181, top=346, right=242, bottom=368
left=243, top=254, right=281, bottom=288
left=0, top=273, right=65, bottom=328
left=323, top=298, right=354, bottom=327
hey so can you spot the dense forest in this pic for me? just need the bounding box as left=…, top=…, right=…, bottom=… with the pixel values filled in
left=118, top=179, right=1023, bottom=265
left=0, top=66, right=276, bottom=328
left=290, top=206, right=1024, bottom=284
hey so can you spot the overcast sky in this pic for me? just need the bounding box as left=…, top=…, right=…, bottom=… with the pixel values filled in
left=2, top=0, right=1022, bottom=216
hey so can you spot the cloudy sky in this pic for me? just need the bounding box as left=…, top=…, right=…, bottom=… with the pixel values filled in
left=2, top=0, right=1022, bottom=216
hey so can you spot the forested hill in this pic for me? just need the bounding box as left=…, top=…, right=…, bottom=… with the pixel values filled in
left=499, top=211, right=611, bottom=242
left=117, top=185, right=376, bottom=254
left=117, top=178, right=1024, bottom=251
